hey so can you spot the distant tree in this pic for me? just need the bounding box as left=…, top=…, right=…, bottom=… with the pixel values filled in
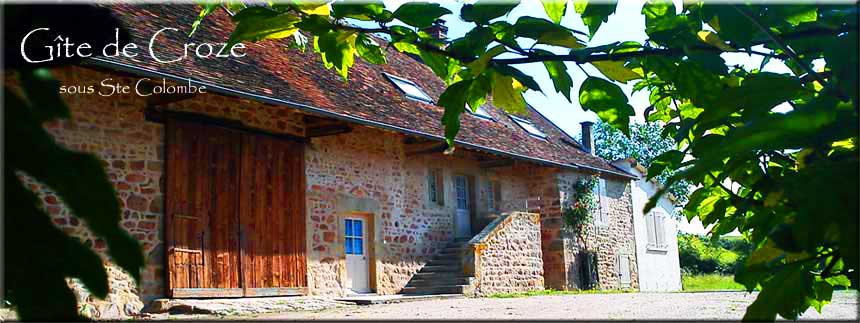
left=592, top=121, right=690, bottom=205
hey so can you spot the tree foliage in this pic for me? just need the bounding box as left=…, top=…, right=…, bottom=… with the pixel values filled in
left=196, top=1, right=857, bottom=320
left=679, top=233, right=754, bottom=275
left=592, top=120, right=690, bottom=205
left=4, top=5, right=145, bottom=321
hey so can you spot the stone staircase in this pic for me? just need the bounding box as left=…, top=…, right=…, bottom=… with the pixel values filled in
left=399, top=238, right=474, bottom=295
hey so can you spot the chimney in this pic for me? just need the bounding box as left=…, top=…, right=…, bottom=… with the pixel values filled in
left=580, top=121, right=595, bottom=155
left=421, top=19, right=448, bottom=41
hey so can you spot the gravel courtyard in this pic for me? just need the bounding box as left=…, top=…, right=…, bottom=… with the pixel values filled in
left=231, top=291, right=858, bottom=321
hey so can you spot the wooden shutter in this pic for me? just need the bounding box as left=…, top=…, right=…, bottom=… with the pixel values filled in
left=435, top=169, right=445, bottom=206
left=656, top=215, right=666, bottom=248
left=493, top=181, right=502, bottom=211
left=597, top=179, right=608, bottom=225
left=646, top=214, right=657, bottom=247
left=618, top=255, right=631, bottom=286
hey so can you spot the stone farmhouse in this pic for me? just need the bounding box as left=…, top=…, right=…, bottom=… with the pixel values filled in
left=17, top=4, right=643, bottom=317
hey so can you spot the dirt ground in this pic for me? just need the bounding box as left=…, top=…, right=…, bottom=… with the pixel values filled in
left=218, top=291, right=858, bottom=321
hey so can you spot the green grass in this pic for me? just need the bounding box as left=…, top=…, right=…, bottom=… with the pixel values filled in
left=488, top=288, right=635, bottom=298
left=682, top=274, right=745, bottom=291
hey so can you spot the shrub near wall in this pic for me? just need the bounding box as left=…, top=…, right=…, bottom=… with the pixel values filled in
left=678, top=234, right=753, bottom=275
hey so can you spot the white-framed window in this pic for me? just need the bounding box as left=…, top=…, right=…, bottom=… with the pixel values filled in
left=427, top=168, right=444, bottom=206
left=468, top=105, right=495, bottom=121
left=384, top=73, right=434, bottom=103
left=646, top=209, right=669, bottom=250
left=508, top=114, right=547, bottom=139
left=594, top=178, right=609, bottom=226
left=486, top=180, right=501, bottom=211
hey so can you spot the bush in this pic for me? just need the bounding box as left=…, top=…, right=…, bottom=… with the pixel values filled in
left=678, top=234, right=753, bottom=275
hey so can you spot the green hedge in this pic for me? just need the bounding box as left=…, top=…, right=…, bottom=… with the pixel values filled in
left=678, top=234, right=753, bottom=275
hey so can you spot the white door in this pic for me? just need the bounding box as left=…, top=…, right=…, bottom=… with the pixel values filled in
left=344, top=218, right=370, bottom=293
left=454, top=175, right=471, bottom=238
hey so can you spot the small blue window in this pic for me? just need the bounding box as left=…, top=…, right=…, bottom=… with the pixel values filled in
left=344, top=218, right=365, bottom=255
left=345, top=219, right=353, bottom=236
left=345, top=237, right=354, bottom=254
left=353, top=220, right=363, bottom=237
left=353, top=238, right=363, bottom=255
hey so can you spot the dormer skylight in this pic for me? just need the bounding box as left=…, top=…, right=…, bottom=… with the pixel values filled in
left=509, top=115, right=547, bottom=139
left=384, top=73, right=433, bottom=103
left=467, top=105, right=494, bottom=121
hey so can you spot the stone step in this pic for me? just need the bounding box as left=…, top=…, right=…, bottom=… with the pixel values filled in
left=419, top=264, right=461, bottom=273
left=400, top=285, right=469, bottom=295
left=426, top=258, right=462, bottom=266
left=412, top=271, right=463, bottom=280
left=405, top=277, right=472, bottom=287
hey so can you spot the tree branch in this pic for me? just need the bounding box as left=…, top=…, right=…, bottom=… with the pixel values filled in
left=732, top=5, right=848, bottom=101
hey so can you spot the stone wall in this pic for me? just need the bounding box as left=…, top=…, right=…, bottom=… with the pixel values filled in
left=469, top=212, right=544, bottom=296
left=9, top=66, right=306, bottom=319
left=304, top=127, right=539, bottom=296
left=557, top=172, right=638, bottom=291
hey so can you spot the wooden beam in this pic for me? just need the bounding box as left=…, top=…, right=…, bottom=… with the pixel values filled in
left=405, top=142, right=448, bottom=156
left=480, top=159, right=515, bottom=169
left=146, top=92, right=197, bottom=107
left=305, top=124, right=352, bottom=138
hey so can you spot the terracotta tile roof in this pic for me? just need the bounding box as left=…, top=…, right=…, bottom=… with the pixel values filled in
left=94, top=4, right=632, bottom=178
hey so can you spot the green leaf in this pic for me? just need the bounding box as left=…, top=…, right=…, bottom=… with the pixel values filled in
left=488, top=21, right=522, bottom=51
left=449, top=27, right=495, bottom=58
left=591, top=60, right=643, bottom=83
left=642, top=0, right=699, bottom=46
left=392, top=2, right=451, bottom=28
left=700, top=5, right=760, bottom=48
left=295, top=13, right=335, bottom=34
left=647, top=150, right=685, bottom=181
left=314, top=31, right=357, bottom=80
left=355, top=34, right=386, bottom=65
left=578, top=76, right=634, bottom=135
left=575, top=0, right=617, bottom=38
left=467, top=45, right=506, bottom=77
left=439, top=77, right=491, bottom=145
left=331, top=1, right=389, bottom=21
left=541, top=0, right=567, bottom=24
left=514, top=17, right=582, bottom=49
left=190, top=2, right=220, bottom=36
left=743, top=266, right=814, bottom=321
left=534, top=49, right=573, bottom=102
left=19, top=68, right=70, bottom=122
left=491, top=71, right=527, bottom=114
left=697, top=30, right=735, bottom=52
left=461, top=0, right=520, bottom=25
left=492, top=65, right=541, bottom=91
left=420, top=50, right=458, bottom=84
left=227, top=9, right=301, bottom=48
left=6, top=87, right=146, bottom=292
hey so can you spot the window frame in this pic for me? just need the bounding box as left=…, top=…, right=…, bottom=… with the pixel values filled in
left=595, top=178, right=610, bottom=227
left=427, top=168, right=444, bottom=207
left=383, top=73, right=434, bottom=103
left=646, top=209, right=669, bottom=251
left=486, top=180, right=501, bottom=212
left=508, top=114, right=548, bottom=139
left=467, top=105, right=495, bottom=121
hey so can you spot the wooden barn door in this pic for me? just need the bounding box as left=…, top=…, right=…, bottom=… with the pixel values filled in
left=165, top=118, right=307, bottom=298
left=239, top=134, right=307, bottom=296
left=165, top=119, right=242, bottom=297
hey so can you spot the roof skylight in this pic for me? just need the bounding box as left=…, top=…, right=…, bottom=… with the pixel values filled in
left=384, top=73, right=434, bottom=103
left=467, top=105, right=494, bottom=121
left=509, top=115, right=547, bottom=139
